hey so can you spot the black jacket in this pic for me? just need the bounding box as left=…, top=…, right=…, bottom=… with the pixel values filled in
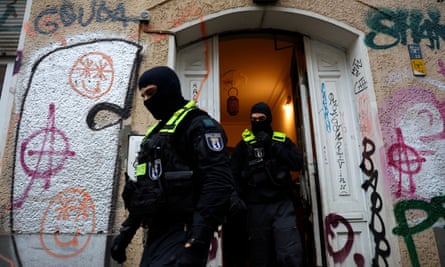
left=230, top=130, right=303, bottom=203
left=121, top=105, right=234, bottom=246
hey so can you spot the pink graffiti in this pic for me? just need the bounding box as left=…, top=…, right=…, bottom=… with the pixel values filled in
left=438, top=59, right=445, bottom=77
left=208, top=236, right=218, bottom=260
left=325, top=213, right=364, bottom=266
left=208, top=228, right=222, bottom=260
left=387, top=128, right=425, bottom=198
left=379, top=86, right=445, bottom=199
left=16, top=103, right=75, bottom=208
left=380, top=87, right=445, bottom=145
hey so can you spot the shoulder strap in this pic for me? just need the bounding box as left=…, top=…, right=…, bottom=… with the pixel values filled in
left=160, top=100, right=197, bottom=133
left=242, top=129, right=256, bottom=144
left=272, top=131, right=286, bottom=142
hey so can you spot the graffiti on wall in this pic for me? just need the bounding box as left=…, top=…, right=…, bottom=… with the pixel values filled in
left=351, top=58, right=369, bottom=94
left=324, top=213, right=365, bottom=267
left=393, top=196, right=445, bottom=267
left=9, top=38, right=141, bottom=266
left=378, top=84, right=445, bottom=266
left=379, top=86, right=445, bottom=199
left=0, top=0, right=23, bottom=32
left=33, top=0, right=139, bottom=35
left=438, top=59, right=445, bottom=77
left=146, top=7, right=203, bottom=42
left=365, top=7, right=444, bottom=50
left=360, top=137, right=391, bottom=267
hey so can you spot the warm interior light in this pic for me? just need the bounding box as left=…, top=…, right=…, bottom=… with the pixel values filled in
left=283, top=103, right=292, bottom=112
left=284, top=95, right=292, bottom=106
left=283, top=95, right=292, bottom=113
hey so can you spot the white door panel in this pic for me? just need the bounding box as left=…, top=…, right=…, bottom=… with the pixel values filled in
left=175, top=37, right=222, bottom=267
left=304, top=37, right=372, bottom=266
left=176, top=38, right=220, bottom=121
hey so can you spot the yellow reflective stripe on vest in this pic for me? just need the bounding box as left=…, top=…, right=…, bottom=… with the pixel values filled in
left=160, top=100, right=196, bottom=133
left=143, top=122, right=160, bottom=143
left=143, top=101, right=197, bottom=140
left=242, top=129, right=256, bottom=144
left=136, top=162, right=147, bottom=176
left=242, top=129, right=286, bottom=143
left=137, top=101, right=196, bottom=176
left=272, top=131, right=286, bottom=142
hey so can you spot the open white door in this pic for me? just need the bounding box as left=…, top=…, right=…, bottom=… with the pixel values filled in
left=175, top=37, right=220, bottom=121
left=304, top=37, right=373, bottom=266
left=175, top=37, right=223, bottom=267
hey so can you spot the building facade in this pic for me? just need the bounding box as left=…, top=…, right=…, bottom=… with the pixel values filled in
left=0, top=0, right=444, bottom=266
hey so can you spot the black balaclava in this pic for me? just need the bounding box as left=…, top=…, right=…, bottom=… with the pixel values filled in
left=138, top=66, right=187, bottom=120
left=250, top=102, right=273, bottom=135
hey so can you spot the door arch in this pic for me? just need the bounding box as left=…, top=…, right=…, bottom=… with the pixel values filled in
left=172, top=6, right=400, bottom=267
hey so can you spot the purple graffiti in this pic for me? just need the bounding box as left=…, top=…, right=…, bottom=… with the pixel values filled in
left=208, top=236, right=218, bottom=260
left=354, top=253, right=365, bottom=267
left=15, top=103, right=75, bottom=208
left=387, top=128, right=426, bottom=198
left=325, top=213, right=354, bottom=263
left=438, top=59, right=445, bottom=77
left=13, top=50, right=23, bottom=75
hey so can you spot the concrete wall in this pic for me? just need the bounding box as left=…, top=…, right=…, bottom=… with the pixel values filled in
left=0, top=0, right=444, bottom=266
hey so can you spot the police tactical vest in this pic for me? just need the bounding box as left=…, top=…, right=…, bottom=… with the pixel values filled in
left=242, top=128, right=286, bottom=165
left=128, top=101, right=198, bottom=218
left=241, top=129, right=290, bottom=188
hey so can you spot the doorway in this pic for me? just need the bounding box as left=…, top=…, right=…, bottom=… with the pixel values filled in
left=175, top=9, right=377, bottom=264
left=218, top=32, right=317, bottom=267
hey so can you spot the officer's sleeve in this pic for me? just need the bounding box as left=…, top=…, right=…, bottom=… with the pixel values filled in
left=230, top=141, right=248, bottom=193
left=273, top=137, right=304, bottom=171
left=188, top=116, right=235, bottom=243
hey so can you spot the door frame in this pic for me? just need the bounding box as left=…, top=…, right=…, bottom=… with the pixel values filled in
left=168, top=6, right=401, bottom=266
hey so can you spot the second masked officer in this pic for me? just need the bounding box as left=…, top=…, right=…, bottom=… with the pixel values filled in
left=111, top=66, right=234, bottom=267
left=230, top=102, right=304, bottom=267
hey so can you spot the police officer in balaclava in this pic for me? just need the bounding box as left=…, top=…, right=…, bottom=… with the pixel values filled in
left=230, top=101, right=304, bottom=267
left=111, top=66, right=234, bottom=267
left=139, top=66, right=187, bottom=121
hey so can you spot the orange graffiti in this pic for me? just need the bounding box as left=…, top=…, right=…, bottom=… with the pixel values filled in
left=148, top=7, right=203, bottom=43
left=23, top=22, right=37, bottom=36
left=358, top=94, right=372, bottom=136
left=25, top=17, right=67, bottom=45
left=40, top=188, right=96, bottom=259
left=192, top=17, right=209, bottom=102
left=0, top=254, right=14, bottom=267
left=69, top=52, right=114, bottom=99
left=171, top=7, right=203, bottom=28
left=54, top=228, right=80, bottom=247
left=0, top=203, right=12, bottom=217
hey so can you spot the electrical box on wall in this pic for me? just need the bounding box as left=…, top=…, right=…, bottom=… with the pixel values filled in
left=408, top=44, right=427, bottom=76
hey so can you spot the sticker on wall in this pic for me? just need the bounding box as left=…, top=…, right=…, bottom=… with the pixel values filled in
left=408, top=44, right=426, bottom=76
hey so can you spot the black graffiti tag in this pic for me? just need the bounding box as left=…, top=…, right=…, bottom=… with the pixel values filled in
left=360, top=137, right=391, bottom=267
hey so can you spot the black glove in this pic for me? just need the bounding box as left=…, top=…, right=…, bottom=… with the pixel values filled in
left=176, top=225, right=213, bottom=267
left=110, top=216, right=140, bottom=264
left=121, top=172, right=136, bottom=210
left=111, top=234, right=127, bottom=263
left=271, top=141, right=291, bottom=163
left=229, top=191, right=247, bottom=218
left=175, top=238, right=209, bottom=267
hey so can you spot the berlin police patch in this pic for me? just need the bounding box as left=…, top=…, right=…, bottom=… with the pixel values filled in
left=205, top=133, right=224, bottom=152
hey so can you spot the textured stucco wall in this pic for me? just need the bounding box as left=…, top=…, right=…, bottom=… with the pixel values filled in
left=0, top=0, right=444, bottom=267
